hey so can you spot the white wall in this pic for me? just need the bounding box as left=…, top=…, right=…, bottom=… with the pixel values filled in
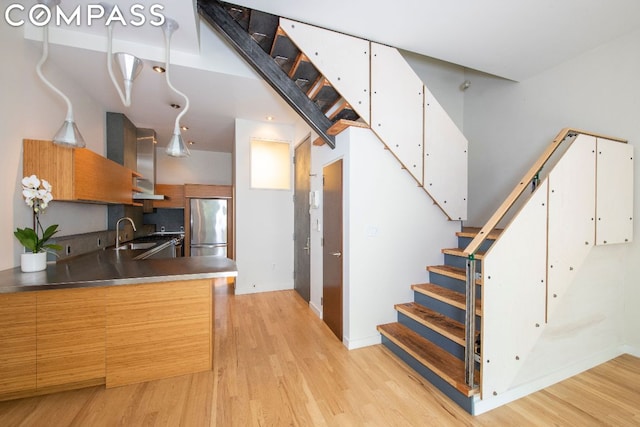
left=462, top=28, right=640, bottom=402
left=401, top=50, right=466, bottom=129
left=2, top=26, right=107, bottom=270
left=156, top=148, right=232, bottom=184
left=234, top=118, right=295, bottom=294
left=310, top=128, right=459, bottom=349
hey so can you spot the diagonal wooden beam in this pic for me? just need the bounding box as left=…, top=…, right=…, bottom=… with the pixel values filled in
left=198, top=0, right=336, bottom=148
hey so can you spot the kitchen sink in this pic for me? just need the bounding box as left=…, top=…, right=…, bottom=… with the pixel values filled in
left=129, top=242, right=157, bottom=250
left=113, top=242, right=157, bottom=251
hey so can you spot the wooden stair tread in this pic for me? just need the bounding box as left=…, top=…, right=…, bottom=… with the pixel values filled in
left=395, top=302, right=466, bottom=346
left=377, top=322, right=478, bottom=396
left=442, top=247, right=485, bottom=260
left=427, top=265, right=482, bottom=285
left=326, top=119, right=369, bottom=136
left=456, top=227, right=502, bottom=240
left=412, top=283, right=482, bottom=316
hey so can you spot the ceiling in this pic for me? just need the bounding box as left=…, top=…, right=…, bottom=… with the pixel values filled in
left=18, top=0, right=640, bottom=153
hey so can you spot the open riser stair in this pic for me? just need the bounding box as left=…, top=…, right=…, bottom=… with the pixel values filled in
left=198, top=0, right=468, bottom=221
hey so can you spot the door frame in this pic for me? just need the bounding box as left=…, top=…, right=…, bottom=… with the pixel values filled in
left=322, top=158, right=344, bottom=340
left=294, top=136, right=312, bottom=302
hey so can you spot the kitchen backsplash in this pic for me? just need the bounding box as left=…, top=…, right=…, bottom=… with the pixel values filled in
left=52, top=230, right=116, bottom=262
left=143, top=208, right=185, bottom=233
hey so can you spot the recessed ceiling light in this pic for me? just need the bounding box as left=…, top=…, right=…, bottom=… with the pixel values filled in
left=266, top=116, right=274, bottom=121
left=170, top=103, right=181, bottom=109
left=188, top=141, right=196, bottom=145
left=180, top=125, right=189, bottom=131
left=153, top=65, right=166, bottom=73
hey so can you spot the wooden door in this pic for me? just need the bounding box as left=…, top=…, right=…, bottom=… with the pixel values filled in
left=322, top=159, right=343, bottom=340
left=294, top=137, right=311, bottom=302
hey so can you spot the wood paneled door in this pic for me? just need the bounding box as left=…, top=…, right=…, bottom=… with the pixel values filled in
left=322, top=159, right=343, bottom=340
left=294, top=137, right=312, bottom=302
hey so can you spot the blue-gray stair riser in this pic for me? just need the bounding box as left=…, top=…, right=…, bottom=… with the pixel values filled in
left=443, top=254, right=482, bottom=272
left=428, top=272, right=465, bottom=293
left=427, top=272, right=482, bottom=297
left=381, top=336, right=475, bottom=414
left=414, top=292, right=481, bottom=330
left=457, top=236, right=494, bottom=253
left=397, top=312, right=464, bottom=360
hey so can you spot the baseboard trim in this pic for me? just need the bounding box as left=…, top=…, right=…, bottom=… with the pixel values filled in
left=309, top=301, right=322, bottom=319
left=620, top=344, right=640, bottom=358
left=473, top=346, right=623, bottom=415
left=344, top=333, right=381, bottom=350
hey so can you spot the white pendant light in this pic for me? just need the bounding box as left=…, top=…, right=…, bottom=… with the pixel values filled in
left=162, top=18, right=190, bottom=157
left=102, top=3, right=143, bottom=106
left=35, top=0, right=85, bottom=148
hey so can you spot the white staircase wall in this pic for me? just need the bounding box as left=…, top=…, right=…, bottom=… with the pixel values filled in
left=595, top=138, right=634, bottom=245
left=309, top=127, right=459, bottom=349
left=479, top=134, right=633, bottom=408
left=547, top=135, right=596, bottom=317
left=482, top=180, right=548, bottom=398
left=370, top=42, right=425, bottom=186
left=281, top=22, right=469, bottom=221
left=423, top=85, right=468, bottom=220
left=279, top=18, right=371, bottom=123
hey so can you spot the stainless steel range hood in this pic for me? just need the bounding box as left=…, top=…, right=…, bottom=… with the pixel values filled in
left=133, top=128, right=165, bottom=200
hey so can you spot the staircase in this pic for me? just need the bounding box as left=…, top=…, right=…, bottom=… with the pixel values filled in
left=198, top=0, right=368, bottom=149
left=199, top=0, right=468, bottom=222
left=377, top=227, right=500, bottom=413
left=200, top=1, right=634, bottom=415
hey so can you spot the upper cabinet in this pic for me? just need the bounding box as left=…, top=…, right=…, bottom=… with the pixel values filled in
left=152, top=184, right=185, bottom=208
left=23, top=139, right=139, bottom=205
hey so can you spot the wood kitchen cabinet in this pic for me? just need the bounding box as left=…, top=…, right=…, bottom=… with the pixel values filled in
left=0, top=279, right=213, bottom=401
left=153, top=184, right=185, bottom=208
left=36, top=288, right=106, bottom=389
left=106, top=279, right=212, bottom=387
left=0, top=293, right=36, bottom=397
left=23, top=139, right=138, bottom=205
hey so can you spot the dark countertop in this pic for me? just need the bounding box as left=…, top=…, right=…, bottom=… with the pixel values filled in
left=0, top=246, right=237, bottom=294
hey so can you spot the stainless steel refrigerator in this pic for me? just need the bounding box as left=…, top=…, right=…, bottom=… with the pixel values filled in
left=190, top=198, right=228, bottom=257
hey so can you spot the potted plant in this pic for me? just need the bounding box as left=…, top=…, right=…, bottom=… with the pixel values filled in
left=14, top=175, right=62, bottom=272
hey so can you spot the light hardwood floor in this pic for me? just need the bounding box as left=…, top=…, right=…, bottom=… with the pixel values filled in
left=1, top=285, right=639, bottom=426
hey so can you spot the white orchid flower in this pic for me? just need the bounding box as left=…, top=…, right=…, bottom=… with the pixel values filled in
left=41, top=179, right=52, bottom=192
left=22, top=188, right=37, bottom=200
left=22, top=175, right=40, bottom=189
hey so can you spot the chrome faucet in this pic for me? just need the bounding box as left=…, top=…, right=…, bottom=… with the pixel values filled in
left=116, top=217, right=137, bottom=250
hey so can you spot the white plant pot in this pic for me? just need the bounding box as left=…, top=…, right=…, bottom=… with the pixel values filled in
left=21, top=252, right=47, bottom=273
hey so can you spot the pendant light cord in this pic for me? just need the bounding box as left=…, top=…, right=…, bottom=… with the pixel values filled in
left=36, top=24, right=74, bottom=122
left=164, top=25, right=190, bottom=134
left=106, top=25, right=130, bottom=106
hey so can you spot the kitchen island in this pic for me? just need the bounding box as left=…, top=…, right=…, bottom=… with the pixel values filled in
left=0, top=250, right=237, bottom=401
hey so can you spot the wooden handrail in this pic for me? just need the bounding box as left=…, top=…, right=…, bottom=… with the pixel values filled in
left=463, top=128, right=627, bottom=256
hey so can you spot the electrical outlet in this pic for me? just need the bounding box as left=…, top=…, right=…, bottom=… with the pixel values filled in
left=97, top=237, right=102, bottom=247
left=65, top=245, right=71, bottom=255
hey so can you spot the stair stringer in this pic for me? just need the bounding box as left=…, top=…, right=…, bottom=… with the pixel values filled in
left=279, top=20, right=467, bottom=221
